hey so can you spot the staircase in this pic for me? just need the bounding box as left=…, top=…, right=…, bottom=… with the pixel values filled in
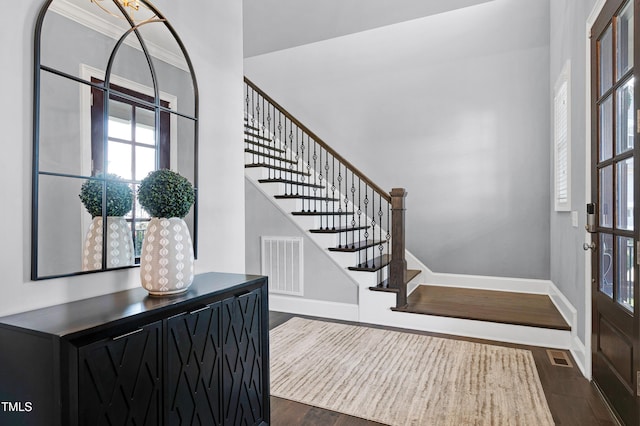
left=243, top=77, right=421, bottom=309
left=242, top=78, right=581, bottom=365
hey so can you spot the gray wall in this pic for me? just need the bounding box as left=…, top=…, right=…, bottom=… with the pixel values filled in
left=245, top=0, right=551, bottom=280
left=245, top=180, right=358, bottom=304
left=0, top=0, right=245, bottom=316
left=549, top=0, right=598, bottom=349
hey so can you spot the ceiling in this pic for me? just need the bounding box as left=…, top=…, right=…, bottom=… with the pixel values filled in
left=243, top=0, right=494, bottom=58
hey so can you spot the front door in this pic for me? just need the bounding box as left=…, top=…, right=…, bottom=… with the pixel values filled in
left=591, top=0, right=640, bottom=424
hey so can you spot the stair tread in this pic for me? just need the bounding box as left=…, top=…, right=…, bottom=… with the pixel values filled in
left=245, top=124, right=261, bottom=132
left=292, top=211, right=354, bottom=216
left=245, top=140, right=286, bottom=153
left=373, top=269, right=421, bottom=291
left=258, top=178, right=325, bottom=189
left=348, top=254, right=390, bottom=272
left=246, top=163, right=311, bottom=176
left=275, top=195, right=338, bottom=201
left=309, top=225, right=370, bottom=233
left=245, top=149, right=295, bottom=164
left=244, top=131, right=271, bottom=141
left=390, top=285, right=570, bottom=330
left=329, top=240, right=385, bottom=252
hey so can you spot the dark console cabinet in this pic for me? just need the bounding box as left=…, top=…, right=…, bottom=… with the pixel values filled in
left=0, top=273, right=269, bottom=426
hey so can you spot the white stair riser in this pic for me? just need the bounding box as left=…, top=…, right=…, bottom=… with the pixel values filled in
left=332, top=246, right=386, bottom=263
left=308, top=231, right=377, bottom=248
left=245, top=164, right=313, bottom=181
left=347, top=268, right=388, bottom=288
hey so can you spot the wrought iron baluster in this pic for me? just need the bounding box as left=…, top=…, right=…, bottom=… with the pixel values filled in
left=357, top=178, right=362, bottom=267
left=337, top=163, right=343, bottom=247
left=386, top=200, right=391, bottom=269
left=364, top=186, right=370, bottom=267
left=324, top=158, right=331, bottom=229
left=250, top=88, right=256, bottom=164
left=312, top=140, right=318, bottom=214
left=266, top=101, right=272, bottom=180
left=378, top=193, right=384, bottom=263
left=318, top=149, right=324, bottom=226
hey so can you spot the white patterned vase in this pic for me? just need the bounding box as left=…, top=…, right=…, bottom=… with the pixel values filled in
left=82, top=216, right=134, bottom=271
left=140, top=217, right=195, bottom=296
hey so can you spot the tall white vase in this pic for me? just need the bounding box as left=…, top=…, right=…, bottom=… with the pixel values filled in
left=140, top=217, right=195, bottom=296
left=82, top=216, right=134, bottom=271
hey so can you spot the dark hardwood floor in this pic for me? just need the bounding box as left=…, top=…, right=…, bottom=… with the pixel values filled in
left=269, top=311, right=616, bottom=426
left=394, top=285, right=571, bottom=330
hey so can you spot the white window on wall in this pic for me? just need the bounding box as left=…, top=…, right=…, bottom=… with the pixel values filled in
left=554, top=61, right=571, bottom=211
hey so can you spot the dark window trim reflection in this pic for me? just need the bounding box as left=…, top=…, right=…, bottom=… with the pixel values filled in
left=91, top=78, right=170, bottom=263
left=32, top=0, right=199, bottom=280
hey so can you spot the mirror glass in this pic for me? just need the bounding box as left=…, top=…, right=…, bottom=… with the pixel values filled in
left=33, top=0, right=198, bottom=279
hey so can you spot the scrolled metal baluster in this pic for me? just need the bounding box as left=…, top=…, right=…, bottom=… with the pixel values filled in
left=378, top=193, right=384, bottom=264
left=266, top=103, right=273, bottom=180
left=350, top=179, right=356, bottom=261
left=250, top=89, right=257, bottom=164
left=364, top=187, right=370, bottom=268
left=357, top=178, right=362, bottom=267
left=307, top=137, right=311, bottom=212
left=312, top=141, right=318, bottom=215
left=324, top=159, right=331, bottom=229
left=299, top=129, right=306, bottom=209
left=337, top=164, right=343, bottom=247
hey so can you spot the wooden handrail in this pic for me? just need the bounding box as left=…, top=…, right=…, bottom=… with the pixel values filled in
left=244, top=77, right=391, bottom=203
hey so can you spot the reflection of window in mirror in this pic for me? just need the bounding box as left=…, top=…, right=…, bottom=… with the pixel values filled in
left=90, top=78, right=170, bottom=260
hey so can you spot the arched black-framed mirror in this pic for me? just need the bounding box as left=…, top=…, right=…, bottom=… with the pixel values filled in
left=32, top=0, right=199, bottom=280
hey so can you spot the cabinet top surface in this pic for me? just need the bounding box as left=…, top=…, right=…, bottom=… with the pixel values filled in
left=0, top=272, right=266, bottom=337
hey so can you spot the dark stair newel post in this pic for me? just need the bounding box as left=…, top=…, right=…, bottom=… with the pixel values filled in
left=389, top=188, right=407, bottom=308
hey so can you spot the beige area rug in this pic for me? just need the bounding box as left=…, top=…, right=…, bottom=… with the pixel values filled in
left=270, top=317, right=555, bottom=426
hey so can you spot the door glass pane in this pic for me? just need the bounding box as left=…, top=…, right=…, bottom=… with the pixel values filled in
left=600, top=233, right=614, bottom=298
left=616, top=158, right=634, bottom=230
left=107, top=141, right=132, bottom=180
left=599, top=25, right=613, bottom=96
left=600, top=165, right=614, bottom=227
left=600, top=95, right=613, bottom=161
left=616, top=236, right=635, bottom=312
left=616, top=78, right=634, bottom=154
left=617, top=1, right=634, bottom=80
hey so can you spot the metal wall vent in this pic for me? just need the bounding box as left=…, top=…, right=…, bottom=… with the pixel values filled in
left=261, top=236, right=304, bottom=296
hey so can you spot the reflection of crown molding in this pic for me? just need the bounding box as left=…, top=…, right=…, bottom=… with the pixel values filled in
left=49, top=0, right=188, bottom=72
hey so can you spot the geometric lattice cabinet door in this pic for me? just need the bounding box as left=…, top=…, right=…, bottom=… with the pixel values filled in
left=78, top=321, right=162, bottom=426
left=166, top=302, right=222, bottom=425
left=222, top=288, right=264, bottom=425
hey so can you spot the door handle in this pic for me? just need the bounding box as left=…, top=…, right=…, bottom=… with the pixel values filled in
left=583, top=242, right=597, bottom=251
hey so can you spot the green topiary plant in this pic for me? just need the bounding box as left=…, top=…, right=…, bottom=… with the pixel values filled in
left=79, top=173, right=133, bottom=218
left=137, top=169, right=195, bottom=218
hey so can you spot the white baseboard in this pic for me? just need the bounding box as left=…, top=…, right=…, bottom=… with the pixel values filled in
left=570, top=335, right=590, bottom=379
left=269, top=294, right=359, bottom=322
left=548, top=281, right=577, bottom=327
left=404, top=251, right=550, bottom=294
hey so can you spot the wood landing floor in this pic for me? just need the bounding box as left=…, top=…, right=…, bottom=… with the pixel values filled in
left=269, top=311, right=616, bottom=426
left=394, top=285, right=571, bottom=330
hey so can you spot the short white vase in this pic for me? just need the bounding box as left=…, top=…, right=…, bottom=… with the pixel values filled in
left=140, top=217, right=195, bottom=296
left=82, top=216, right=134, bottom=271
